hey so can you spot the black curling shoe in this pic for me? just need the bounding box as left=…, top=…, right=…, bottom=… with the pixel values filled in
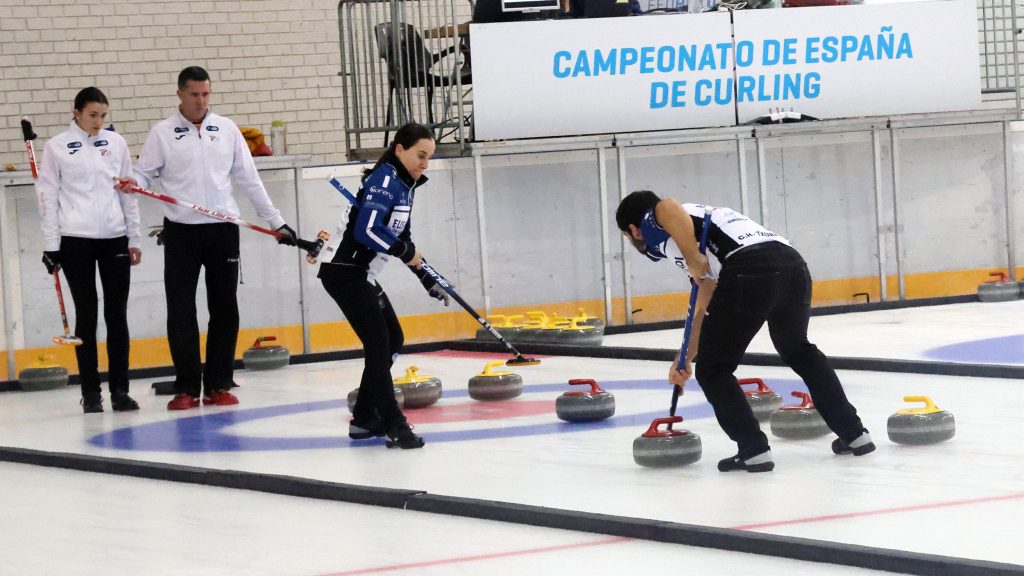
left=718, top=449, right=774, bottom=473
left=111, top=394, right=140, bottom=412
left=832, top=430, right=876, bottom=456
left=81, top=394, right=103, bottom=414
left=385, top=423, right=424, bottom=449
left=349, top=418, right=385, bottom=440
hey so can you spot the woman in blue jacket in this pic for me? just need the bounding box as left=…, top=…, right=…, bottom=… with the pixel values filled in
left=319, top=123, right=447, bottom=449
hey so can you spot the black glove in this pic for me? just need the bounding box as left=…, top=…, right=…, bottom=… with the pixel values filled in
left=419, top=272, right=450, bottom=306
left=42, top=251, right=61, bottom=274
left=276, top=224, right=297, bottom=246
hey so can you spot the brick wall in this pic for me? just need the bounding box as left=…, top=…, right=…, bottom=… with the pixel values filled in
left=0, top=0, right=347, bottom=167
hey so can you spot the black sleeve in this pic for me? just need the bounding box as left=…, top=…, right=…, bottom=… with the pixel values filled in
left=387, top=239, right=416, bottom=263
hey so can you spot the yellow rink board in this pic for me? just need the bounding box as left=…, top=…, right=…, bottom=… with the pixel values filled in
left=3, top=266, right=1019, bottom=376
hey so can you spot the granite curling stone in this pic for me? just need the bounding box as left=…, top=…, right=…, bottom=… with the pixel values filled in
left=738, top=377, right=783, bottom=422
left=551, top=319, right=603, bottom=347
left=887, top=395, right=956, bottom=445
left=474, top=314, right=523, bottom=342
left=242, top=336, right=290, bottom=370
left=393, top=365, right=442, bottom=408
left=18, top=356, right=68, bottom=392
left=468, top=360, right=523, bottom=401
left=633, top=416, right=702, bottom=468
left=770, top=391, right=831, bottom=439
left=556, top=378, right=615, bottom=422
left=978, top=271, right=1019, bottom=303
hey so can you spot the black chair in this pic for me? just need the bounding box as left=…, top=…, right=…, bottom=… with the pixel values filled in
left=375, top=22, right=471, bottom=140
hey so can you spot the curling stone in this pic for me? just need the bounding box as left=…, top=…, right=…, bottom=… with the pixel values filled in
left=553, top=319, right=602, bottom=347
left=242, top=336, right=290, bottom=370
left=572, top=308, right=605, bottom=330
left=887, top=395, right=956, bottom=445
left=533, top=320, right=567, bottom=344
left=393, top=365, right=442, bottom=408
left=770, top=391, right=831, bottom=440
left=633, top=416, right=702, bottom=468
left=556, top=378, right=615, bottom=422
left=17, top=355, right=68, bottom=392
left=475, top=315, right=524, bottom=342
left=347, top=386, right=405, bottom=413
left=468, top=360, right=522, bottom=401
left=505, top=311, right=545, bottom=344
left=570, top=308, right=605, bottom=342
left=978, top=271, right=1019, bottom=302
left=738, top=377, right=782, bottom=422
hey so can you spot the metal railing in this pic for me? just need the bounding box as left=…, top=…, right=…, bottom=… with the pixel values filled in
left=978, top=0, right=1021, bottom=111
left=338, top=0, right=473, bottom=157
left=337, top=0, right=1023, bottom=160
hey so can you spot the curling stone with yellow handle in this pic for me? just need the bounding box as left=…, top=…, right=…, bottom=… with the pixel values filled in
left=509, top=311, right=549, bottom=344
left=393, top=365, right=442, bottom=408
left=554, top=318, right=602, bottom=346
left=571, top=308, right=605, bottom=331
left=18, top=355, right=69, bottom=392
left=468, top=361, right=523, bottom=401
left=474, top=314, right=524, bottom=342
left=887, top=396, right=956, bottom=445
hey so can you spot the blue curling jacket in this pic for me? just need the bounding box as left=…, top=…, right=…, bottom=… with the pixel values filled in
left=323, top=156, right=426, bottom=280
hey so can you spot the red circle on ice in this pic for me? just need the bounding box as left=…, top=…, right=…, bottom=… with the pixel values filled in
left=405, top=400, right=554, bottom=424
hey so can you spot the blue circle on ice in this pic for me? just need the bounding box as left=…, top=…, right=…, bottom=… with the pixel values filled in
left=87, top=378, right=805, bottom=452
left=923, top=334, right=1024, bottom=365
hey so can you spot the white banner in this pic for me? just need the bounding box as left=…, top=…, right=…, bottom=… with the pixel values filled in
left=470, top=0, right=980, bottom=141
left=731, top=1, right=980, bottom=123
left=471, top=14, right=737, bottom=140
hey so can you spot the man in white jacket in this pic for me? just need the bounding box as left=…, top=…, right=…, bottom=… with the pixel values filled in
left=117, top=66, right=295, bottom=410
left=39, top=87, right=141, bottom=413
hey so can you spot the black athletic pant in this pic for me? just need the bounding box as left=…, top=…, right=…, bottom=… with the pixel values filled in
left=162, top=219, right=240, bottom=397
left=59, top=235, right=131, bottom=398
left=694, top=241, right=866, bottom=458
left=320, top=265, right=406, bottom=431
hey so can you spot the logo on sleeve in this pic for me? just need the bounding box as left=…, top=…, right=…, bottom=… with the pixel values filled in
left=368, top=184, right=393, bottom=200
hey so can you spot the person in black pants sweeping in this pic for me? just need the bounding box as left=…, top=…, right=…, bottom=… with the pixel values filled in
left=318, top=123, right=448, bottom=449
left=38, top=87, right=142, bottom=413
left=616, top=190, right=875, bottom=472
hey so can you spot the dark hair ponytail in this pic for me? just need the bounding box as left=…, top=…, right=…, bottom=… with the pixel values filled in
left=73, top=87, right=108, bottom=111
left=362, top=122, right=435, bottom=182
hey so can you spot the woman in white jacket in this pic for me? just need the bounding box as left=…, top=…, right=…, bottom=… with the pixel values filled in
left=38, top=87, right=141, bottom=413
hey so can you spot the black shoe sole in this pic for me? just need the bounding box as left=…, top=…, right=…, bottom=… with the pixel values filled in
left=82, top=406, right=104, bottom=414
left=111, top=402, right=139, bottom=412
left=718, top=461, right=774, bottom=473
left=349, top=430, right=385, bottom=440
left=385, top=440, right=425, bottom=449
